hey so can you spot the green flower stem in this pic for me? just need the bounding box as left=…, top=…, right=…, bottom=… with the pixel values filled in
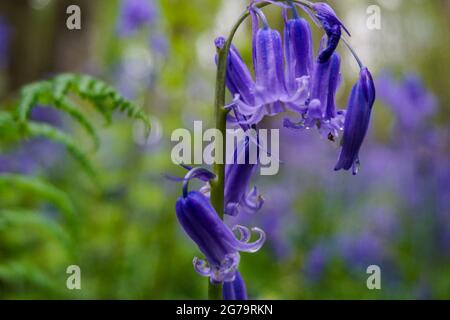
left=208, top=0, right=313, bottom=300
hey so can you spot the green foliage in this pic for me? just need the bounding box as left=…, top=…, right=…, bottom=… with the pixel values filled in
left=2, top=73, right=151, bottom=179
left=0, top=73, right=152, bottom=296
left=0, top=174, right=75, bottom=222
left=0, top=209, right=72, bottom=249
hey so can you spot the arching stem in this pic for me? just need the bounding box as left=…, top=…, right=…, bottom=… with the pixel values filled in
left=208, top=0, right=313, bottom=300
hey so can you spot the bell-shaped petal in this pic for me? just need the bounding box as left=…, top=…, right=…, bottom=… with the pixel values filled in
left=284, top=16, right=314, bottom=96
left=226, top=7, right=310, bottom=126
left=176, top=189, right=265, bottom=283
left=223, top=271, right=248, bottom=300
left=215, top=37, right=256, bottom=106
left=335, top=67, right=375, bottom=174
left=254, top=27, right=287, bottom=103
left=310, top=52, right=341, bottom=119
left=224, top=137, right=262, bottom=216
left=311, top=2, right=349, bottom=63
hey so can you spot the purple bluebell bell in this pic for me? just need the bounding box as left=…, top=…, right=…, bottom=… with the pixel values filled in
left=224, top=136, right=263, bottom=216
left=117, top=0, right=158, bottom=37
left=223, top=271, right=248, bottom=300
left=335, top=67, right=375, bottom=174
left=311, top=2, right=350, bottom=63
left=176, top=168, right=265, bottom=283
left=0, top=16, right=11, bottom=68
left=221, top=7, right=309, bottom=126
left=215, top=37, right=256, bottom=107
left=283, top=9, right=314, bottom=98
left=284, top=52, right=345, bottom=140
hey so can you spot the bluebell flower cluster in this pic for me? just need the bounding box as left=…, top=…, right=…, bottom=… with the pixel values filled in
left=222, top=2, right=375, bottom=174
left=175, top=1, right=376, bottom=299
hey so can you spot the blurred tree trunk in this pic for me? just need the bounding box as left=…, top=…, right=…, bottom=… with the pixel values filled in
left=0, top=0, right=94, bottom=96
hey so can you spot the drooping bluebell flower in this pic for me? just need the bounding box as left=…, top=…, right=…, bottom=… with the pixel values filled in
left=117, top=0, right=158, bottom=37
left=377, top=72, right=437, bottom=130
left=335, top=67, right=375, bottom=174
left=221, top=7, right=309, bottom=126
left=284, top=52, right=345, bottom=140
left=223, top=271, right=248, bottom=300
left=310, top=2, right=350, bottom=63
left=224, top=136, right=263, bottom=216
left=215, top=37, right=256, bottom=107
left=283, top=8, right=314, bottom=97
left=176, top=168, right=265, bottom=283
left=0, top=16, right=11, bottom=68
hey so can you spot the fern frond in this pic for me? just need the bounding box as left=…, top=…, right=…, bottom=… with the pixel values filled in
left=25, top=121, right=97, bottom=178
left=55, top=73, right=151, bottom=131
left=16, top=82, right=100, bottom=150
left=0, top=261, right=62, bottom=294
left=53, top=97, right=100, bottom=150
left=0, top=209, right=72, bottom=248
left=0, top=111, right=14, bottom=127
left=0, top=174, right=76, bottom=222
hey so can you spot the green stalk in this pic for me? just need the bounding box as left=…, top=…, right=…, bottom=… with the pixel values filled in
left=207, top=0, right=313, bottom=300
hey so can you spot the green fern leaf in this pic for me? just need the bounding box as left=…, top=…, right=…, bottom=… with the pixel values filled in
left=24, top=121, right=97, bottom=178
left=0, top=174, right=76, bottom=222
left=0, top=209, right=72, bottom=248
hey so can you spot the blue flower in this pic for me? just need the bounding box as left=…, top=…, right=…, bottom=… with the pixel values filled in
left=224, top=137, right=263, bottom=216
left=220, top=7, right=309, bottom=126
left=284, top=10, right=314, bottom=98
left=117, top=0, right=158, bottom=37
left=335, top=67, right=376, bottom=174
left=223, top=271, right=247, bottom=300
left=215, top=37, right=256, bottom=107
left=176, top=168, right=265, bottom=283
left=311, top=2, right=350, bottom=63
left=284, top=52, right=345, bottom=140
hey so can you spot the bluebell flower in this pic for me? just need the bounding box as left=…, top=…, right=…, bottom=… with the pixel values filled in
left=220, top=7, right=309, bottom=126
left=284, top=52, right=345, bottom=140
left=224, top=137, right=263, bottom=216
left=283, top=9, right=314, bottom=98
left=311, top=2, right=350, bottom=63
left=334, top=67, right=375, bottom=174
left=223, top=271, right=248, bottom=300
left=176, top=168, right=265, bottom=283
left=117, top=0, right=158, bottom=37
left=215, top=37, right=256, bottom=107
